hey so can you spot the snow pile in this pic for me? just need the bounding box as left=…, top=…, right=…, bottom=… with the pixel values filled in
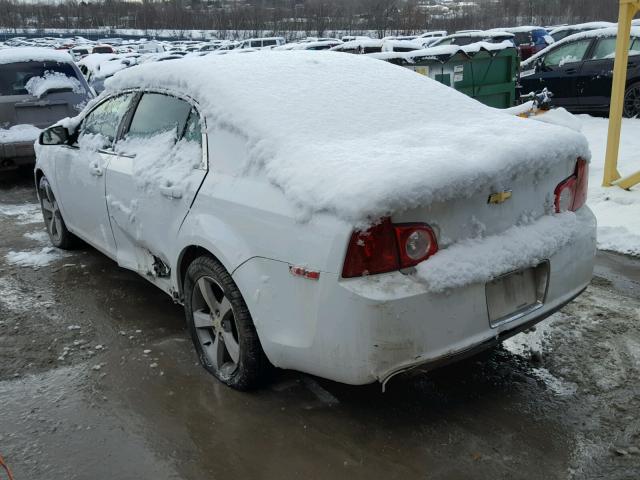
left=415, top=212, right=584, bottom=292
left=0, top=124, right=41, bottom=143
left=105, top=51, right=589, bottom=224
left=370, top=40, right=515, bottom=62
left=6, top=246, right=68, bottom=267
left=578, top=115, right=640, bottom=256
left=25, top=71, right=85, bottom=98
left=0, top=47, right=72, bottom=65
left=0, top=203, right=41, bottom=224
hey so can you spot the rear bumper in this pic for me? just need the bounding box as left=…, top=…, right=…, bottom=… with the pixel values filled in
left=1, top=141, right=36, bottom=170
left=234, top=208, right=597, bottom=385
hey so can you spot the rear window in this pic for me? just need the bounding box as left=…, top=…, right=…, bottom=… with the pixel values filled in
left=92, top=46, right=113, bottom=54
left=0, top=61, right=79, bottom=96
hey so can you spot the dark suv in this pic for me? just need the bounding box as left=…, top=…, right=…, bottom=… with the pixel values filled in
left=0, top=48, right=92, bottom=171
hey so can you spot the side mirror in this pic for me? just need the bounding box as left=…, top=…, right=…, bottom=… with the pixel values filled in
left=40, top=125, right=70, bottom=145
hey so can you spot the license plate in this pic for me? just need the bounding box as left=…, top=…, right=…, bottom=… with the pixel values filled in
left=486, top=264, right=548, bottom=328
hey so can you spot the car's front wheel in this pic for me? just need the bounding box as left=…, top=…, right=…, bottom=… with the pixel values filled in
left=38, top=175, right=77, bottom=249
left=183, top=255, right=271, bottom=390
left=624, top=81, right=640, bottom=118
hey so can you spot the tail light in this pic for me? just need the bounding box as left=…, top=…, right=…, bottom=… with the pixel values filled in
left=342, top=218, right=438, bottom=278
left=554, top=158, right=588, bottom=213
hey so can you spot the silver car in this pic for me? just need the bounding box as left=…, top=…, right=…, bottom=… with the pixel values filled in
left=0, top=48, right=92, bottom=171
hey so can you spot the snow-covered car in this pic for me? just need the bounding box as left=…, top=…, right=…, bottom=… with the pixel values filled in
left=0, top=47, right=92, bottom=171
left=34, top=52, right=596, bottom=390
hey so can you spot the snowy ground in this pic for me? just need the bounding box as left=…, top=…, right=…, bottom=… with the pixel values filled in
left=579, top=115, right=640, bottom=256
left=1, top=171, right=640, bottom=480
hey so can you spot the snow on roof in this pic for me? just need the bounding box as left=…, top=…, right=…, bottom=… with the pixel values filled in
left=523, top=26, right=640, bottom=67
left=548, top=22, right=616, bottom=35
left=78, top=53, right=119, bottom=72
left=0, top=47, right=73, bottom=65
left=489, top=26, right=547, bottom=34
left=446, top=31, right=514, bottom=39
left=104, top=51, right=589, bottom=224
left=370, top=40, right=514, bottom=62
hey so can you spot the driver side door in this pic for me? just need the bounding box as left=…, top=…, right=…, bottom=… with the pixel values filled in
left=532, top=38, right=593, bottom=108
left=54, top=92, right=135, bottom=257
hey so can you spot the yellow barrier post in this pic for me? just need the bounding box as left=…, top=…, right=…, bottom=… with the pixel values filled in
left=603, top=0, right=640, bottom=188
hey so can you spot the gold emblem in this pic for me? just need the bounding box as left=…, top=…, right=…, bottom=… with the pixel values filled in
left=488, top=191, right=512, bottom=204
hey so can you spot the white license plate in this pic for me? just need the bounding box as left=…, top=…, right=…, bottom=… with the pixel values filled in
left=486, top=265, right=548, bottom=328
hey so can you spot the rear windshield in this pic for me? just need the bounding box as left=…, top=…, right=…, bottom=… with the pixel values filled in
left=0, top=61, right=80, bottom=96
left=514, top=32, right=533, bottom=45
left=92, top=46, right=113, bottom=53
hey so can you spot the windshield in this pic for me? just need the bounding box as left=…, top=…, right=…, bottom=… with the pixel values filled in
left=0, top=61, right=80, bottom=96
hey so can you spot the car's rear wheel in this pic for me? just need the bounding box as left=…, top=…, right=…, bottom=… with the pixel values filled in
left=38, top=176, right=77, bottom=249
left=624, top=82, right=640, bottom=118
left=183, top=255, right=271, bottom=390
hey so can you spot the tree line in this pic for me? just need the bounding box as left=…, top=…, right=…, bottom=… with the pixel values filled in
left=0, top=0, right=623, bottom=39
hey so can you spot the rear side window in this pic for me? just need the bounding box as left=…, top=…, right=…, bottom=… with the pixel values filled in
left=81, top=92, right=135, bottom=148
left=126, top=93, right=192, bottom=139
left=0, top=61, right=80, bottom=96
left=590, top=36, right=640, bottom=60
left=543, top=39, right=591, bottom=67
left=251, top=41, right=261, bottom=48
left=263, top=39, right=277, bottom=47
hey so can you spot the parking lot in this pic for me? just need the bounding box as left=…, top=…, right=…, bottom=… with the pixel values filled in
left=1, top=170, right=639, bottom=479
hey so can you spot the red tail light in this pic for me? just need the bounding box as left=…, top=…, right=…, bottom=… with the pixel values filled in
left=342, top=218, right=438, bottom=278
left=554, top=158, right=588, bottom=213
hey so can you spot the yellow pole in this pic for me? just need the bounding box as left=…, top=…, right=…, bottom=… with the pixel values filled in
left=603, top=0, right=640, bottom=186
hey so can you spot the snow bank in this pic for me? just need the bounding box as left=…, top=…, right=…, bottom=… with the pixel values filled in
left=105, top=51, right=589, bottom=224
left=6, top=246, right=68, bottom=267
left=578, top=115, right=640, bottom=256
left=415, top=212, right=584, bottom=292
left=0, top=47, right=73, bottom=65
left=25, top=71, right=85, bottom=98
left=0, top=124, right=41, bottom=143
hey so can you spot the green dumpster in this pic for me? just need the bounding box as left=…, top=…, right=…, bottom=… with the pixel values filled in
left=371, top=45, right=519, bottom=109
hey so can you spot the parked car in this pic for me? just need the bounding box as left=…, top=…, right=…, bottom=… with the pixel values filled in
left=0, top=47, right=92, bottom=170
left=69, top=45, right=91, bottom=61
left=35, top=52, right=595, bottom=390
left=238, top=37, right=285, bottom=49
left=519, top=27, right=640, bottom=117
left=548, top=22, right=615, bottom=43
left=92, top=44, right=116, bottom=54
left=490, top=26, right=553, bottom=60
left=430, top=31, right=515, bottom=47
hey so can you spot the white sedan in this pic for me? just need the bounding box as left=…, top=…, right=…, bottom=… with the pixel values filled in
left=34, top=51, right=596, bottom=390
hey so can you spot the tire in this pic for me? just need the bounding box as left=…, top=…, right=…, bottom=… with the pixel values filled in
left=183, top=255, right=271, bottom=390
left=623, top=81, right=640, bottom=118
left=38, top=175, right=77, bottom=250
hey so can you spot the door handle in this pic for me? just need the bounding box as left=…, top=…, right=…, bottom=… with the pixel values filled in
left=565, top=68, right=577, bottom=74
left=89, top=165, right=103, bottom=176
left=160, top=186, right=183, bottom=199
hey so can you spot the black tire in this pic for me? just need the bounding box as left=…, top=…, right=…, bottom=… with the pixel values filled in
left=183, top=255, right=271, bottom=390
left=623, top=81, right=640, bottom=118
left=38, top=175, right=78, bottom=250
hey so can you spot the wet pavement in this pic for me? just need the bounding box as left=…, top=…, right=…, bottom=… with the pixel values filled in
left=1, top=170, right=639, bottom=480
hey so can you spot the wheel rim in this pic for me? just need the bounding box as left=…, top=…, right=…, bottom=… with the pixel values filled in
left=624, top=85, right=640, bottom=118
left=191, top=276, right=240, bottom=377
left=39, top=178, right=63, bottom=244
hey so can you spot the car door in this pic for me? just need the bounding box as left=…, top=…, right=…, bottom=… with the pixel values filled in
left=54, top=92, right=135, bottom=256
left=578, top=36, right=640, bottom=110
left=530, top=38, right=593, bottom=108
left=105, top=91, right=207, bottom=288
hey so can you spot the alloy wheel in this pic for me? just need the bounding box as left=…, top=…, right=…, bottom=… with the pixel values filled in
left=39, top=178, right=63, bottom=244
left=624, top=84, right=640, bottom=118
left=191, top=276, right=241, bottom=377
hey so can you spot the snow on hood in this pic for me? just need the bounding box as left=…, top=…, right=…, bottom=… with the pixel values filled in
left=104, top=51, right=590, bottom=224
left=0, top=47, right=73, bottom=65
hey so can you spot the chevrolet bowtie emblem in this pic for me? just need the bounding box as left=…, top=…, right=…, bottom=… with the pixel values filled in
left=488, top=191, right=513, bottom=204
